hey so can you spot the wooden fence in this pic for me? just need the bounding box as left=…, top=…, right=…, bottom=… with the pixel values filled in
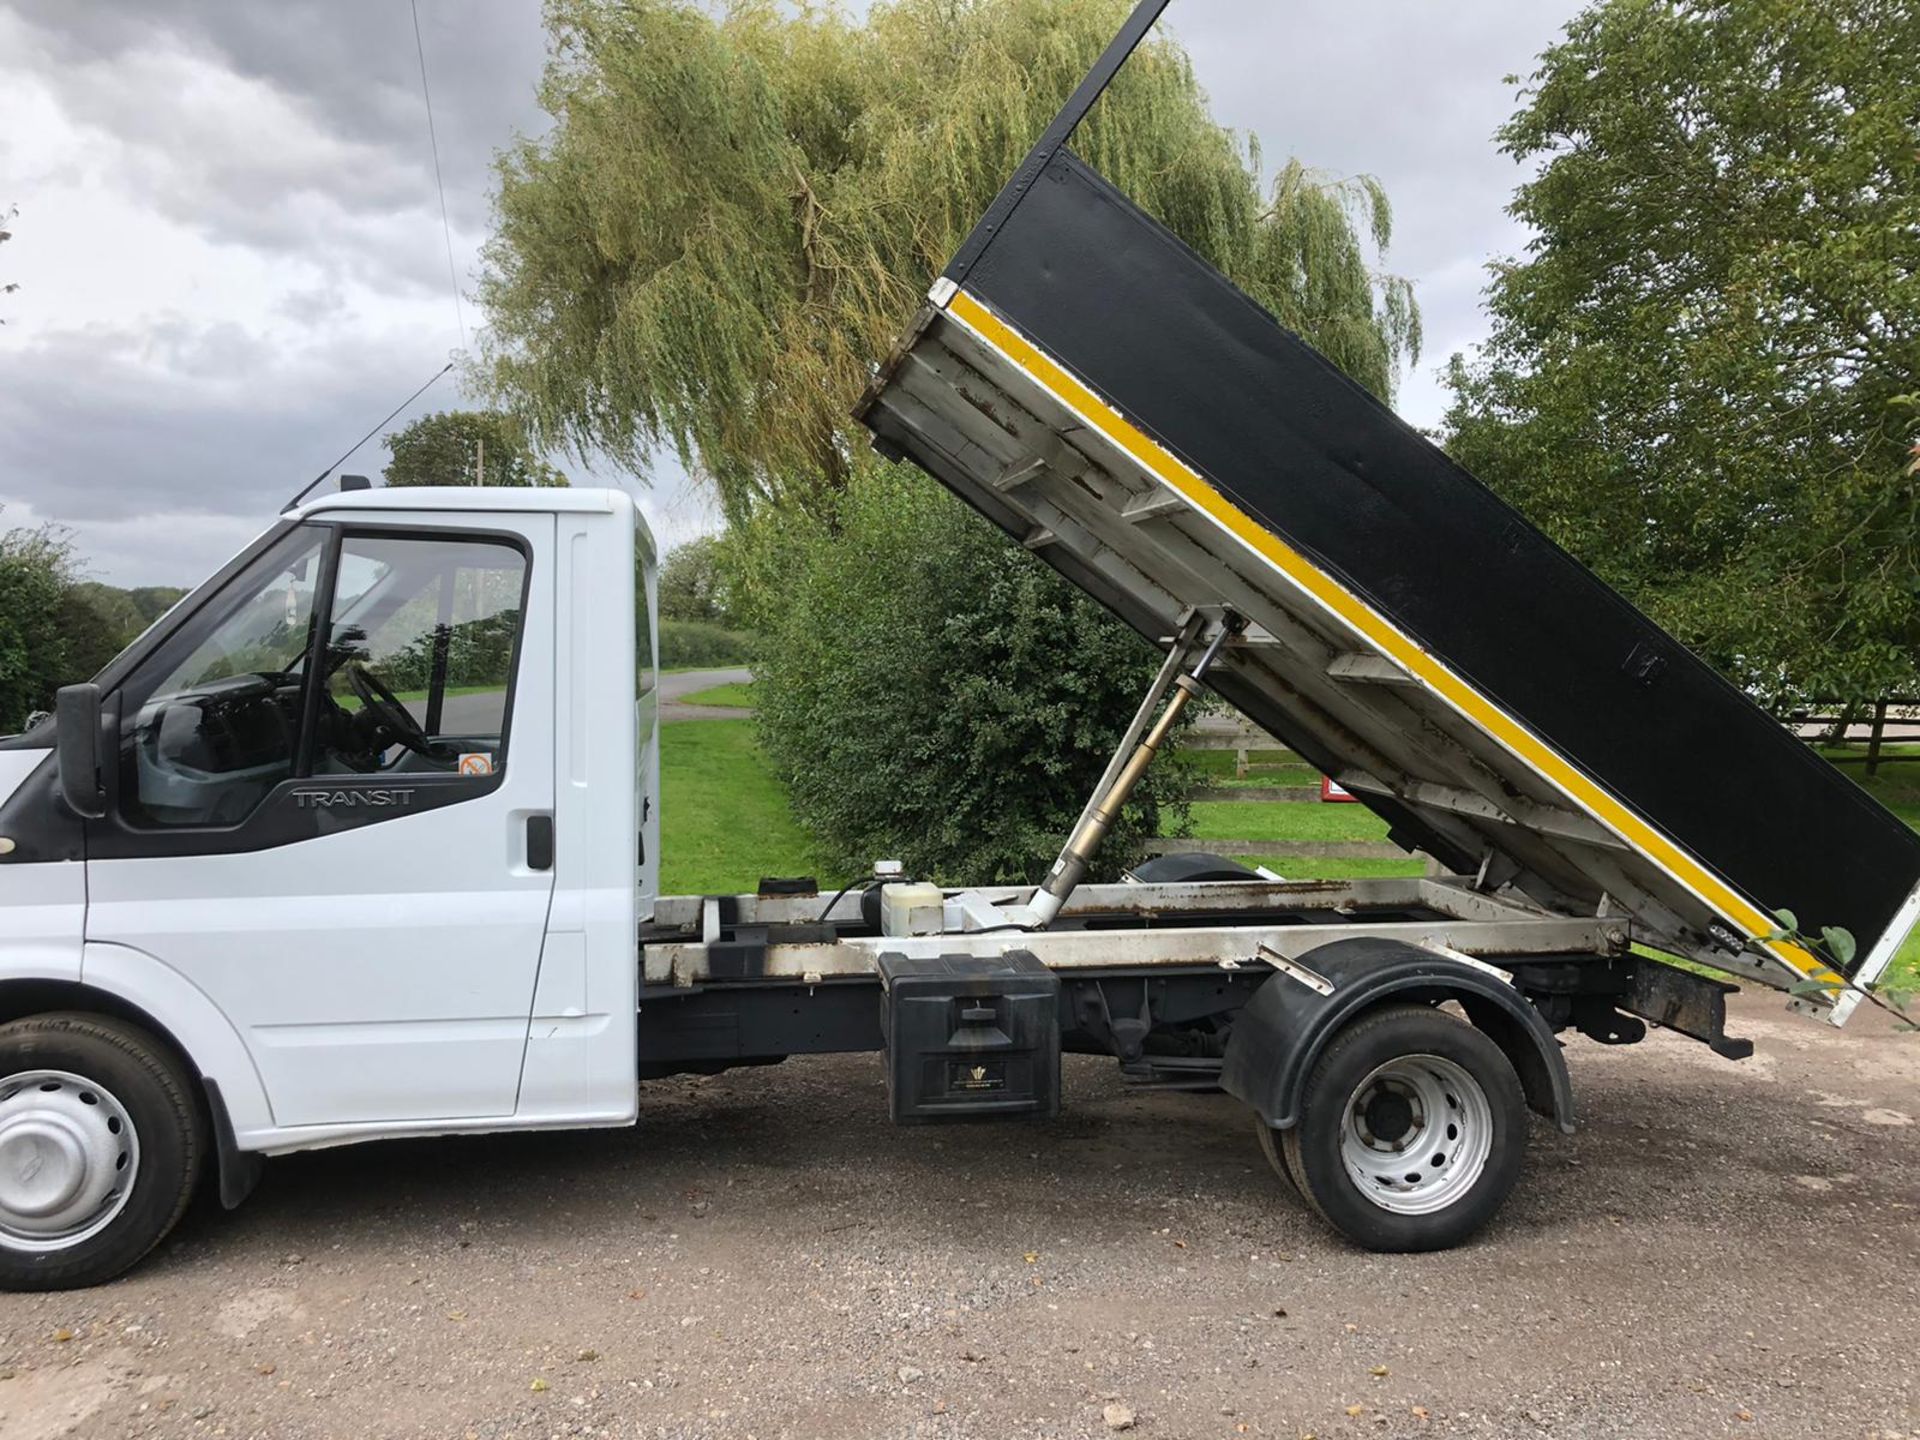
left=1786, top=698, right=1920, bottom=777
left=1171, top=695, right=1919, bottom=860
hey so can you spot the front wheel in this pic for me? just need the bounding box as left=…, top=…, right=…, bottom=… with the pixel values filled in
left=0, top=1014, right=206, bottom=1290
left=1271, top=1005, right=1526, bottom=1252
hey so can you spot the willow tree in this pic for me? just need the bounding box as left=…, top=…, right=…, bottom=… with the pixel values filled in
left=481, top=0, right=1417, bottom=522
left=482, top=0, right=1420, bottom=881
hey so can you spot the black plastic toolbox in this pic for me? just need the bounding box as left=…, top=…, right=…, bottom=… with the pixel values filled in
left=877, top=951, right=1061, bottom=1123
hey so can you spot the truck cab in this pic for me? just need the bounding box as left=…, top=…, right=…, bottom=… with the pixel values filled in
left=0, top=486, right=658, bottom=1287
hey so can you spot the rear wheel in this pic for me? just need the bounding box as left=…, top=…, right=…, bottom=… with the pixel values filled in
left=1254, top=1112, right=1307, bottom=1199
left=1125, top=852, right=1263, bottom=885
left=0, top=1015, right=205, bottom=1290
left=1270, top=1005, right=1526, bottom=1251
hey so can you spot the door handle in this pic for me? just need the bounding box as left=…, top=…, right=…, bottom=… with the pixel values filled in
left=527, top=814, right=555, bottom=872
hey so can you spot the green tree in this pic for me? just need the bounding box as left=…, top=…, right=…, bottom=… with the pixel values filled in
left=53, top=582, right=187, bottom=680
left=746, top=467, right=1192, bottom=883
left=1442, top=0, right=1920, bottom=712
left=67, top=582, right=144, bottom=649
left=480, top=0, right=1417, bottom=521
left=120, top=586, right=189, bottom=628
left=657, top=535, right=734, bottom=625
left=0, top=520, right=82, bottom=733
left=384, top=410, right=568, bottom=489
left=483, top=0, right=1419, bottom=879
left=57, top=585, right=136, bottom=684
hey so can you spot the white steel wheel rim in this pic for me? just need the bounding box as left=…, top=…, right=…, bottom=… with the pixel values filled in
left=0, top=1070, right=141, bottom=1252
left=1339, top=1053, right=1492, bottom=1216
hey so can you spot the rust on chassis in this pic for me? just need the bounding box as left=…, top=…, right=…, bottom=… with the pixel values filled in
left=651, top=875, right=1550, bottom=928
left=642, top=877, right=1623, bottom=987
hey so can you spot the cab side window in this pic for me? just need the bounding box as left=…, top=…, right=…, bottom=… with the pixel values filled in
left=312, top=535, right=527, bottom=778
left=116, top=530, right=326, bottom=828
left=112, top=526, right=529, bottom=830
left=635, top=540, right=655, bottom=698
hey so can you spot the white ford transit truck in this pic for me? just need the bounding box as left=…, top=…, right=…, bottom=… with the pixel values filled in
left=0, top=0, right=1914, bottom=1289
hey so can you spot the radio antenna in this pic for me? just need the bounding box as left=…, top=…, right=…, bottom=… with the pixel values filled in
left=281, top=360, right=454, bottom=512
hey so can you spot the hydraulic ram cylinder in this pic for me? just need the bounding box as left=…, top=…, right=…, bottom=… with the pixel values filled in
left=1028, top=617, right=1239, bottom=927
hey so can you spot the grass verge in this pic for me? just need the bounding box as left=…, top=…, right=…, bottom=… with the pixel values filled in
left=1188, top=797, right=1390, bottom=844
left=1183, top=749, right=1319, bottom=788
left=1228, top=855, right=1427, bottom=881
left=677, top=681, right=756, bottom=709
left=659, top=719, right=814, bottom=895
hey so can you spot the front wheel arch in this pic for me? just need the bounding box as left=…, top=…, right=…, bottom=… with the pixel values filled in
left=0, top=980, right=260, bottom=1212
left=0, top=980, right=190, bottom=1064
left=0, top=1011, right=208, bottom=1288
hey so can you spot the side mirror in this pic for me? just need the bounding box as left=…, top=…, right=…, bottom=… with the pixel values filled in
left=55, top=683, right=108, bottom=820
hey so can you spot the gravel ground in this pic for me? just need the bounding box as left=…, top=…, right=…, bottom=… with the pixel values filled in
left=0, top=992, right=1915, bottom=1440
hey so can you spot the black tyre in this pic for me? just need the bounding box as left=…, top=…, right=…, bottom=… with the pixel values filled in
left=1126, top=852, right=1263, bottom=885
left=0, top=1014, right=205, bottom=1290
left=1253, top=1111, right=1306, bottom=1200
left=1277, top=1004, right=1526, bottom=1252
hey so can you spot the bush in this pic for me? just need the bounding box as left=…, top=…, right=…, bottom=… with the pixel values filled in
left=0, top=523, right=85, bottom=734
left=658, top=619, right=755, bottom=669
left=742, top=467, right=1191, bottom=886
left=0, top=521, right=190, bottom=735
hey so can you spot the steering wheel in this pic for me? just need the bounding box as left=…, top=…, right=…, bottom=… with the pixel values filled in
left=344, top=663, right=433, bottom=758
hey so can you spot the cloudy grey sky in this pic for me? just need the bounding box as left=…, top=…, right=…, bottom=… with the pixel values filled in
left=0, top=0, right=1581, bottom=589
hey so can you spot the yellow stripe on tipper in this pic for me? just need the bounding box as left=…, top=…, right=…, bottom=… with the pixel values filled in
left=940, top=285, right=1833, bottom=987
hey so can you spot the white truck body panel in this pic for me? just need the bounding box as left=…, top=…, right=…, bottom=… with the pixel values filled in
left=0, top=751, right=84, bottom=987
left=0, top=749, right=43, bottom=811
left=518, top=505, right=642, bottom=1126
left=83, top=509, right=562, bottom=1129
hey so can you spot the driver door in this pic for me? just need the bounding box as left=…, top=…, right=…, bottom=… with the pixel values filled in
left=83, top=514, right=557, bottom=1130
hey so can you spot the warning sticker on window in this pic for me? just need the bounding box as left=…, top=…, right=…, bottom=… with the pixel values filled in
left=458, top=753, right=495, bottom=777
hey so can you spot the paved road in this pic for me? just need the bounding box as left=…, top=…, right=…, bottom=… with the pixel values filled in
left=0, top=992, right=1913, bottom=1439
left=431, top=691, right=511, bottom=737
left=402, top=668, right=755, bottom=739
left=658, top=666, right=754, bottom=722
left=657, top=667, right=753, bottom=706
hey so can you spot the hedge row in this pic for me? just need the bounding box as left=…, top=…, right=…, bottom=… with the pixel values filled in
left=658, top=619, right=755, bottom=669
